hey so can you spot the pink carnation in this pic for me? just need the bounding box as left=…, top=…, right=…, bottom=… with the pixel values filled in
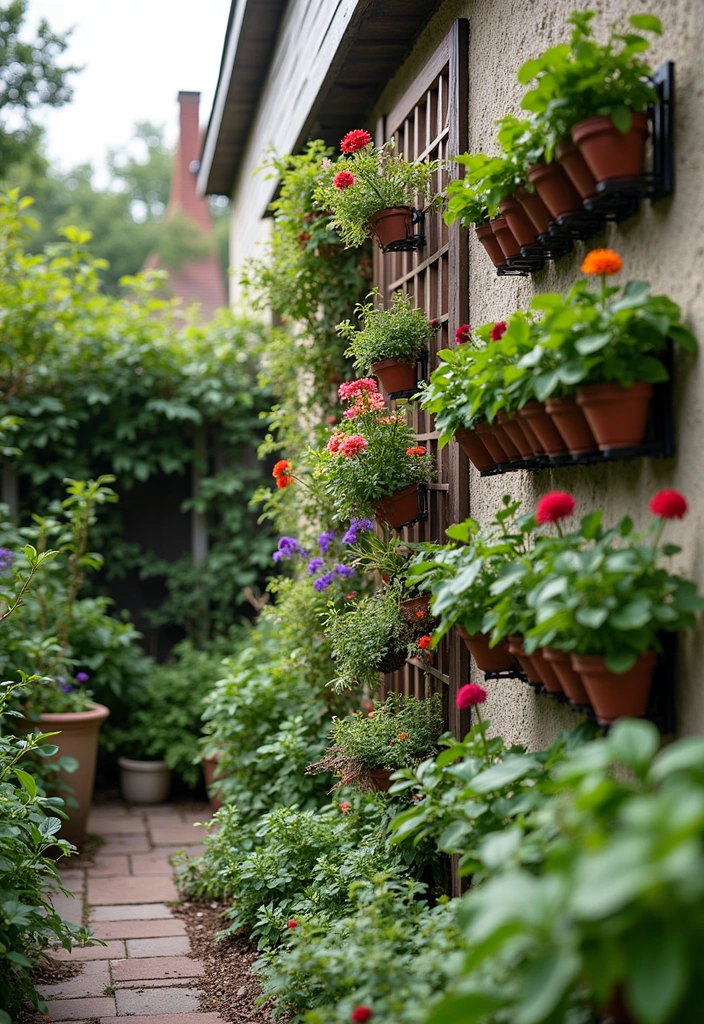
left=327, top=433, right=345, bottom=454
left=340, top=434, right=368, bottom=458
left=338, top=378, right=379, bottom=402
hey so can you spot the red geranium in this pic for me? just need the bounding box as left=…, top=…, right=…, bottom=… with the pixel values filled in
left=339, top=434, right=368, bottom=458
left=418, top=635, right=432, bottom=650
left=338, top=378, right=378, bottom=402
left=490, top=321, right=507, bottom=342
left=287, top=919, right=297, bottom=929
left=333, top=171, right=355, bottom=189
left=536, top=491, right=575, bottom=525
left=456, top=683, right=487, bottom=709
left=272, top=460, right=290, bottom=479
left=341, top=129, right=371, bottom=153
left=649, top=489, right=688, bottom=520
left=351, top=1009, right=373, bottom=1023
left=406, top=446, right=426, bottom=456
left=455, top=323, right=472, bottom=345
left=276, top=475, right=294, bottom=489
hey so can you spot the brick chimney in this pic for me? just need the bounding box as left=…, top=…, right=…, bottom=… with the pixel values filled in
left=167, top=91, right=213, bottom=233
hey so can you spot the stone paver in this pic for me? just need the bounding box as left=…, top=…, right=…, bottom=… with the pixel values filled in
left=125, top=935, right=191, bottom=958
left=45, top=996, right=116, bottom=1020
left=88, top=875, right=177, bottom=905
left=93, top=917, right=187, bottom=940
left=53, top=939, right=126, bottom=962
left=90, top=902, right=173, bottom=921
left=99, top=834, right=151, bottom=853
left=111, top=955, right=204, bottom=982
left=130, top=852, right=175, bottom=875
left=91, top=853, right=131, bottom=876
left=88, top=817, right=147, bottom=835
left=37, top=960, right=109, bottom=998
left=51, top=893, right=82, bottom=925
left=149, top=822, right=208, bottom=846
left=100, top=1014, right=225, bottom=1024
left=114, top=986, right=201, bottom=1014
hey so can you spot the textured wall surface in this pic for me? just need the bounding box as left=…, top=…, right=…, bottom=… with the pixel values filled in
left=369, top=0, right=704, bottom=747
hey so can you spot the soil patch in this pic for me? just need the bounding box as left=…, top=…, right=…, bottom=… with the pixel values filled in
left=174, top=898, right=273, bottom=1024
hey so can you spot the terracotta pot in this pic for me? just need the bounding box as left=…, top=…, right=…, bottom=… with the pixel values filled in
left=401, top=594, right=431, bottom=623
left=515, top=413, right=545, bottom=457
left=572, top=112, right=649, bottom=183
left=119, top=758, right=171, bottom=805
left=476, top=223, right=505, bottom=268
left=515, top=185, right=552, bottom=235
left=518, top=400, right=568, bottom=457
left=202, top=753, right=223, bottom=811
left=490, top=215, right=521, bottom=260
left=530, top=648, right=565, bottom=697
left=545, top=394, right=598, bottom=455
left=457, top=626, right=515, bottom=673
left=374, top=484, right=421, bottom=529
left=499, top=194, right=540, bottom=248
left=570, top=651, right=657, bottom=725
left=544, top=648, right=591, bottom=708
left=576, top=382, right=653, bottom=450
left=555, top=137, right=598, bottom=199
left=497, top=411, right=534, bottom=459
left=507, top=636, right=542, bottom=686
left=372, top=357, right=417, bottom=394
left=18, top=703, right=110, bottom=845
left=368, top=206, right=414, bottom=248
left=475, top=420, right=511, bottom=464
left=527, top=160, right=583, bottom=220
left=454, top=427, right=498, bottom=472
left=491, top=419, right=522, bottom=463
left=366, top=769, right=395, bottom=792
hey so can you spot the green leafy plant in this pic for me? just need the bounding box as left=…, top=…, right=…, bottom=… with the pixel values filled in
left=337, top=290, right=437, bottom=374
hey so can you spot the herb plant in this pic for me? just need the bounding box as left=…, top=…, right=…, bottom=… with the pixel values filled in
left=337, top=290, right=436, bottom=374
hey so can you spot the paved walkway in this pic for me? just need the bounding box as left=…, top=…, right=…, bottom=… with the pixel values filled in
left=40, top=801, right=223, bottom=1024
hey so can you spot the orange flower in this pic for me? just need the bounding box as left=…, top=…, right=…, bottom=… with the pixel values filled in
left=416, top=609, right=426, bottom=619
left=272, top=459, right=290, bottom=478
left=581, top=249, right=623, bottom=276
left=397, top=732, right=409, bottom=740
left=276, top=475, right=294, bottom=489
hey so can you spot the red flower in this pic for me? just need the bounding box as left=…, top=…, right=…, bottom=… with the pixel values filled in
left=536, top=491, right=576, bottom=525
left=351, top=1009, right=373, bottom=1023
left=649, top=489, right=688, bottom=520
left=287, top=919, right=297, bottom=929
left=339, top=434, right=368, bottom=458
left=346, top=591, right=357, bottom=600
left=416, top=609, right=426, bottom=618
left=272, top=460, right=290, bottom=478
left=406, top=446, right=426, bottom=456
left=276, top=475, right=294, bottom=489
left=397, top=731, right=409, bottom=740
left=327, top=433, right=345, bottom=454
left=490, top=321, right=507, bottom=342
left=338, top=378, right=378, bottom=402
left=297, top=231, right=311, bottom=247
left=429, top=318, right=440, bottom=329
left=339, top=800, right=351, bottom=814
left=341, top=129, right=371, bottom=153
left=418, top=635, right=432, bottom=650
left=455, top=324, right=472, bottom=345
left=333, top=171, right=355, bottom=189
left=456, top=683, right=487, bottom=709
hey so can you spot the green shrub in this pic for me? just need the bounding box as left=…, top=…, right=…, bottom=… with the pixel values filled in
left=337, top=291, right=436, bottom=375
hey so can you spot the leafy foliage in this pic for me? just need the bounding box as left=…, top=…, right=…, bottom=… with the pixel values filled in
left=338, top=290, right=436, bottom=374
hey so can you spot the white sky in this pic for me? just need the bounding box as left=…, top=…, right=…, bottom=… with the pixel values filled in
left=27, top=0, right=232, bottom=180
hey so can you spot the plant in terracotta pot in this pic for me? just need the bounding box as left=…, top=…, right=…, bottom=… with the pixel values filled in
left=311, top=378, right=435, bottom=528
left=337, top=290, right=438, bottom=396
left=306, top=691, right=443, bottom=791
left=519, top=10, right=662, bottom=188
left=313, top=130, right=441, bottom=249
left=445, top=150, right=521, bottom=265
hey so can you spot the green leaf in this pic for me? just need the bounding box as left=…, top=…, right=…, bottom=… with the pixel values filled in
left=514, top=950, right=580, bottom=1024
left=478, top=826, right=521, bottom=870
left=628, top=13, right=663, bottom=34
left=605, top=649, right=638, bottom=673
left=650, top=736, right=704, bottom=781
left=575, top=606, right=609, bottom=629
left=428, top=992, right=507, bottom=1024
left=607, top=719, right=659, bottom=773
left=610, top=597, right=652, bottom=631
left=669, top=323, right=698, bottom=352
left=626, top=926, right=686, bottom=1024
left=470, top=756, right=540, bottom=794
left=575, top=332, right=611, bottom=355
left=611, top=106, right=633, bottom=133
left=13, top=768, right=37, bottom=798
left=438, top=820, right=470, bottom=851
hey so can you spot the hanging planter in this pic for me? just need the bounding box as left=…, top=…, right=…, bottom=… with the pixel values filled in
left=518, top=400, right=569, bottom=457
left=454, top=427, right=498, bottom=472
left=571, top=651, right=657, bottom=725
left=530, top=648, right=566, bottom=698
left=515, top=185, right=552, bottom=235
left=498, top=195, right=540, bottom=249
left=457, top=626, right=515, bottom=673
left=490, top=215, right=521, bottom=260
left=371, top=357, right=418, bottom=394
left=475, top=420, right=512, bottom=464
left=543, top=648, right=591, bottom=709
left=576, top=382, right=653, bottom=449
left=507, top=636, right=543, bottom=687
left=374, top=484, right=424, bottom=529
left=572, top=112, right=649, bottom=184
left=526, top=160, right=583, bottom=220
left=497, top=411, right=534, bottom=459
left=368, top=206, right=416, bottom=249
left=490, top=418, right=522, bottom=463
left=366, top=768, right=395, bottom=792
left=476, top=223, right=506, bottom=267
left=555, top=137, right=598, bottom=199
left=545, top=395, right=598, bottom=455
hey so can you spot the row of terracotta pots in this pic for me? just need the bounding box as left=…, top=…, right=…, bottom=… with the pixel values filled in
left=457, top=628, right=655, bottom=725
left=477, top=112, right=649, bottom=268
left=455, top=382, right=653, bottom=473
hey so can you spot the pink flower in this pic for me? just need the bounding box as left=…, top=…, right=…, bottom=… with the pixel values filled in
left=351, top=1009, right=373, bottom=1023
left=456, top=683, right=487, bottom=709
left=455, top=324, right=472, bottom=345
left=338, top=378, right=378, bottom=402
left=333, top=171, right=355, bottom=189
left=536, top=491, right=576, bottom=525
left=649, top=489, right=688, bottom=520
left=339, top=801, right=351, bottom=814
left=340, top=434, right=368, bottom=458
left=344, top=392, right=385, bottom=418
left=341, top=129, right=371, bottom=153
left=327, top=433, right=345, bottom=454
left=490, top=321, right=507, bottom=342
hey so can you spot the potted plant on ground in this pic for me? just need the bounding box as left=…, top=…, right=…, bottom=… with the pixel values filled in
left=337, top=290, right=438, bottom=395
left=313, top=130, right=442, bottom=249
left=311, top=378, right=435, bottom=528
left=306, top=691, right=443, bottom=791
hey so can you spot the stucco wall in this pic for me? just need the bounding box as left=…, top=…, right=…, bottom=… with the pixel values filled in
left=370, top=0, right=704, bottom=747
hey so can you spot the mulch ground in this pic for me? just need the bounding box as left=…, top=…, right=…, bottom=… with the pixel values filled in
left=174, top=898, right=273, bottom=1024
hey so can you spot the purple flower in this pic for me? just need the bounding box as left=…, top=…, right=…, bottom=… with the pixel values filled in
left=0, top=548, right=13, bottom=573
left=75, top=672, right=90, bottom=683
left=342, top=518, right=374, bottom=545
left=307, top=557, right=324, bottom=575
left=318, top=530, right=336, bottom=555
left=313, top=572, right=336, bottom=592
left=335, top=564, right=355, bottom=579
left=59, top=681, right=72, bottom=694
left=276, top=536, right=309, bottom=560
left=272, top=550, right=283, bottom=563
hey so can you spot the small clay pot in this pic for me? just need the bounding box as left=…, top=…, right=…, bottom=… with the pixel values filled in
left=527, top=160, right=583, bottom=220
left=475, top=420, right=512, bottom=464
left=570, top=651, right=657, bottom=725
left=515, top=185, right=552, bottom=235
left=530, top=648, right=565, bottom=697
left=497, top=411, right=534, bottom=459
left=490, top=215, right=521, bottom=259
left=456, top=626, right=515, bottom=673
left=366, top=769, right=395, bottom=792
left=372, top=357, right=417, bottom=395
left=576, top=382, right=653, bottom=450
left=555, top=137, right=598, bottom=199
left=476, top=223, right=505, bottom=268
left=499, top=194, right=540, bottom=248
left=518, top=400, right=568, bottom=457
left=545, top=394, right=598, bottom=455
left=368, top=207, right=414, bottom=248
left=544, top=648, right=591, bottom=708
left=507, top=636, right=542, bottom=686
left=454, top=427, right=498, bottom=472
left=572, top=112, right=649, bottom=183
left=374, top=484, right=421, bottom=529
left=491, top=419, right=523, bottom=463
left=515, top=413, right=545, bottom=457
left=201, top=753, right=224, bottom=811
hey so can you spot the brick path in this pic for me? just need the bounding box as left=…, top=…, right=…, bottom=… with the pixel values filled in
left=40, top=802, right=224, bottom=1024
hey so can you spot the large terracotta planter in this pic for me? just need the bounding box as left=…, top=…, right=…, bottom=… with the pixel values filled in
left=570, top=651, right=657, bottom=725
left=555, top=137, right=598, bottom=199
left=475, top=420, right=511, bottom=464
left=457, top=626, right=515, bottom=673
left=366, top=769, right=395, bottom=792
left=497, top=411, right=534, bottom=459
left=499, top=195, right=540, bottom=248
left=490, top=215, right=521, bottom=259
left=518, top=400, right=568, bottom=457
left=119, top=757, right=171, bottom=805
left=19, top=703, right=110, bottom=845
left=454, top=427, right=497, bottom=472
left=545, top=394, right=598, bottom=455
left=372, top=356, right=418, bottom=394
left=527, top=160, right=582, bottom=220
left=576, top=382, right=653, bottom=450
left=374, top=484, right=421, bottom=528
left=202, top=753, right=223, bottom=811
left=368, top=206, right=414, bottom=248
left=572, top=112, right=649, bottom=183
left=507, top=636, right=542, bottom=686
left=515, top=185, right=552, bottom=235
left=476, top=223, right=505, bottom=268
left=530, top=648, right=565, bottom=697
left=491, top=420, right=522, bottom=463
left=544, top=648, right=591, bottom=708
